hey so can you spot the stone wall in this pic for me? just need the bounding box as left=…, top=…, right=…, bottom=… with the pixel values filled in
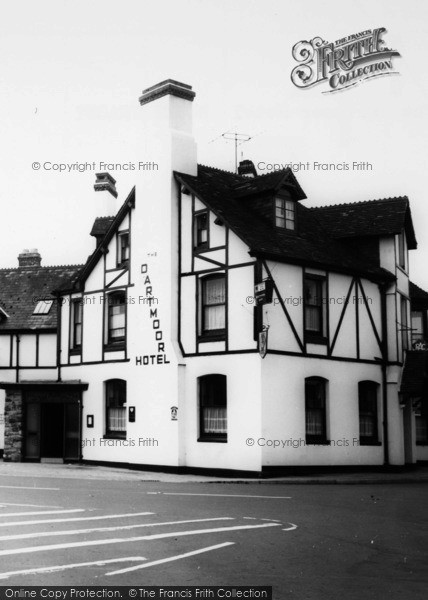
left=3, top=390, right=24, bottom=462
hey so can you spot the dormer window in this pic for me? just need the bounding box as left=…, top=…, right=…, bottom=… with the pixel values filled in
left=194, top=211, right=209, bottom=250
left=275, top=196, right=295, bottom=230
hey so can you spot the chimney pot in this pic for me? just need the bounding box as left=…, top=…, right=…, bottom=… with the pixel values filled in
left=18, top=249, right=42, bottom=268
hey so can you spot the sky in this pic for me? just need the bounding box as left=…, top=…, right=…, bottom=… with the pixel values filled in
left=1, top=0, right=427, bottom=288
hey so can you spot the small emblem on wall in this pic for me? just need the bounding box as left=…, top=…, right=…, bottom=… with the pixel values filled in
left=170, top=406, right=178, bottom=421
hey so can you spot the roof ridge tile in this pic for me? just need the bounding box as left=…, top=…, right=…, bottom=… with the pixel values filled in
left=310, top=196, right=409, bottom=210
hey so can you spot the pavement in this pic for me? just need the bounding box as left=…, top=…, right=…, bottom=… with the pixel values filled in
left=1, top=459, right=428, bottom=484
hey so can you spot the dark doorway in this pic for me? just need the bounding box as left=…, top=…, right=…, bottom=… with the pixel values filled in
left=24, top=397, right=81, bottom=461
left=40, top=403, right=64, bottom=458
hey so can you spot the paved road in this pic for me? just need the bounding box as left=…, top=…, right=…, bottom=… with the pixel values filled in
left=0, top=473, right=426, bottom=599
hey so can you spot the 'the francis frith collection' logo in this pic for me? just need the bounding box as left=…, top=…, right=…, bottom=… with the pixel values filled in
left=291, top=28, right=400, bottom=93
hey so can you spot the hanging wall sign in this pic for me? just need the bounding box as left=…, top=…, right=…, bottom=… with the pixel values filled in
left=258, top=328, right=268, bottom=359
left=254, top=279, right=273, bottom=306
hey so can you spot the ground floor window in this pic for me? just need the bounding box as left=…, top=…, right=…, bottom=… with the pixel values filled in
left=198, top=374, right=227, bottom=442
left=105, top=379, right=127, bottom=438
left=305, top=377, right=328, bottom=444
left=416, top=408, right=428, bottom=444
left=358, top=381, right=379, bottom=445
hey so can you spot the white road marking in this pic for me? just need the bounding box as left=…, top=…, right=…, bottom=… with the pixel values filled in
left=282, top=523, right=298, bottom=531
left=0, top=556, right=147, bottom=580
left=0, top=486, right=60, bottom=491
left=106, top=542, right=234, bottom=576
left=0, top=517, right=234, bottom=542
left=0, top=509, right=85, bottom=518
left=0, top=522, right=281, bottom=557
left=0, top=503, right=62, bottom=509
left=142, top=522, right=281, bottom=541
left=0, top=511, right=155, bottom=528
left=159, top=493, right=292, bottom=499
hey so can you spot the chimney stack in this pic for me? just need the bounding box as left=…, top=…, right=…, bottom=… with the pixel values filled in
left=238, top=160, right=257, bottom=178
left=138, top=79, right=195, bottom=107
left=18, top=248, right=41, bottom=268
left=94, top=172, right=118, bottom=199
left=92, top=172, right=118, bottom=223
left=138, top=79, right=197, bottom=176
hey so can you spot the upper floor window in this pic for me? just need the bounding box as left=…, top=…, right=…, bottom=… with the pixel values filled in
left=275, top=197, right=295, bottom=230
left=304, top=275, right=327, bottom=342
left=358, top=381, right=379, bottom=445
left=398, top=231, right=406, bottom=270
left=118, top=232, right=130, bottom=267
left=105, top=379, right=127, bottom=438
left=194, top=211, right=209, bottom=250
left=305, top=377, right=328, bottom=444
left=198, top=374, right=227, bottom=442
left=200, top=275, right=226, bottom=340
left=70, top=299, right=83, bottom=351
left=106, top=291, right=126, bottom=347
left=400, top=295, right=409, bottom=354
left=411, top=310, right=425, bottom=346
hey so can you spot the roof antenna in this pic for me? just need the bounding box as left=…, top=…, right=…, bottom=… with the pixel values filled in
left=221, top=132, right=252, bottom=173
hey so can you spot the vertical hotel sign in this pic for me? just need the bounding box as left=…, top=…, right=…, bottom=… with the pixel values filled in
left=291, top=28, right=400, bottom=93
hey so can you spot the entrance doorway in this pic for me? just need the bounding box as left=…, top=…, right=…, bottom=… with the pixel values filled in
left=41, top=403, right=64, bottom=458
left=24, top=400, right=81, bottom=462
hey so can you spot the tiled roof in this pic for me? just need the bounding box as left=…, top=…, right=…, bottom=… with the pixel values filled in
left=310, top=197, right=417, bottom=249
left=175, top=165, right=396, bottom=283
left=90, top=216, right=115, bottom=237
left=400, top=351, right=428, bottom=396
left=410, top=281, right=428, bottom=303
left=0, top=265, right=82, bottom=330
left=232, top=168, right=307, bottom=200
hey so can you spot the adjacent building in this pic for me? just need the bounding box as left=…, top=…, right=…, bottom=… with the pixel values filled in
left=1, top=79, right=427, bottom=473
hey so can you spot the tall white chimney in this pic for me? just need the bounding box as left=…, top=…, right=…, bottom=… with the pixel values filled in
left=138, top=79, right=197, bottom=175
left=93, top=172, right=118, bottom=216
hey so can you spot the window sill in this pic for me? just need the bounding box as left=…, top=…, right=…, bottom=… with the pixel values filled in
left=416, top=441, right=428, bottom=446
left=305, top=335, right=328, bottom=345
left=198, top=332, right=226, bottom=343
left=396, top=265, right=408, bottom=276
left=305, top=438, right=330, bottom=446
left=275, top=225, right=296, bottom=233
left=198, top=436, right=228, bottom=443
left=117, top=261, right=129, bottom=269
left=358, top=440, right=382, bottom=446
left=103, top=433, right=126, bottom=440
left=194, top=245, right=209, bottom=253
left=69, top=348, right=82, bottom=356
left=104, top=343, right=126, bottom=353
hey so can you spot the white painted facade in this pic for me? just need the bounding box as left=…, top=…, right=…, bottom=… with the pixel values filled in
left=1, top=80, right=426, bottom=472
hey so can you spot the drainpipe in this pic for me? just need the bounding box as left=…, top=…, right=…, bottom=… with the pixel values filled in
left=15, top=334, right=20, bottom=383
left=56, top=294, right=62, bottom=382
left=380, top=283, right=389, bottom=466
